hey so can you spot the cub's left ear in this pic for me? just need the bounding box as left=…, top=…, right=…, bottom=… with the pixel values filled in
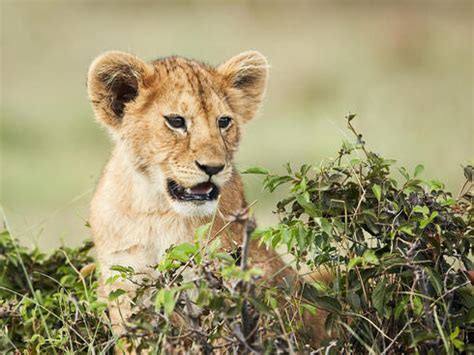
left=87, top=51, right=154, bottom=129
left=218, top=51, right=269, bottom=123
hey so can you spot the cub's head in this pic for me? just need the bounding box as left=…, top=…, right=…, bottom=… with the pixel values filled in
left=87, top=51, right=268, bottom=216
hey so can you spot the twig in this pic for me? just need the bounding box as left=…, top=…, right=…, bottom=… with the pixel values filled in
left=275, top=308, right=296, bottom=355
left=169, top=200, right=258, bottom=285
left=381, top=322, right=409, bottom=355
left=240, top=210, right=259, bottom=349
left=457, top=179, right=472, bottom=199
left=345, top=312, right=395, bottom=342
left=241, top=215, right=252, bottom=272
left=338, top=321, right=376, bottom=355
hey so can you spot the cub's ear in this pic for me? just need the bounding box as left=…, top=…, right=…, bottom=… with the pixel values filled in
left=218, top=51, right=269, bottom=123
left=87, top=51, right=153, bottom=128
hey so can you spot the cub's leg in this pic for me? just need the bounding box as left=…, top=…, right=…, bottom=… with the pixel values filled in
left=96, top=248, right=158, bottom=353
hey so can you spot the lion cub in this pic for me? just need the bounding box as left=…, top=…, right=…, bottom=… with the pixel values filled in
left=87, top=51, right=326, bottom=346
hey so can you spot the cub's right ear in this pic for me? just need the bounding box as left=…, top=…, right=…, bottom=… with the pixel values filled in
left=87, top=51, right=152, bottom=128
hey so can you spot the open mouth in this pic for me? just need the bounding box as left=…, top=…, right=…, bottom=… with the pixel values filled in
left=167, top=179, right=220, bottom=202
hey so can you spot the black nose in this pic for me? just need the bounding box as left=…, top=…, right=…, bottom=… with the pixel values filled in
left=195, top=161, right=225, bottom=176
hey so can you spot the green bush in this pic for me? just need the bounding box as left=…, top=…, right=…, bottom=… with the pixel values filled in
left=1, top=115, right=472, bottom=354
left=254, top=114, right=473, bottom=353
left=0, top=236, right=113, bottom=353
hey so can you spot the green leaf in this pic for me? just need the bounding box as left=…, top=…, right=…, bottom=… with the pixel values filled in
left=420, top=211, right=438, bottom=229
left=372, top=184, right=382, bottom=202
left=413, top=205, right=429, bottom=215
left=412, top=295, right=423, bottom=316
left=380, top=159, right=397, bottom=167
left=89, top=300, right=107, bottom=312
left=167, top=243, right=198, bottom=262
left=394, top=297, right=408, bottom=320
left=428, top=179, right=445, bottom=190
left=195, top=287, right=210, bottom=306
left=108, top=288, right=126, bottom=301
left=110, top=265, right=134, bottom=274
left=348, top=256, right=363, bottom=270
left=264, top=175, right=293, bottom=192
left=398, top=167, right=410, bottom=180
left=399, top=225, right=415, bottom=236
left=315, top=217, right=332, bottom=236
left=362, top=249, right=379, bottom=265
left=372, top=280, right=395, bottom=318
left=105, top=274, right=121, bottom=285
left=450, top=326, right=460, bottom=340
left=241, top=167, right=269, bottom=175
left=249, top=297, right=272, bottom=313
left=265, top=289, right=278, bottom=309
left=311, top=296, right=342, bottom=314
left=441, top=197, right=457, bottom=206
left=271, top=230, right=282, bottom=249
left=425, top=267, right=443, bottom=296
left=297, top=226, right=307, bottom=249
left=350, top=158, right=361, bottom=166
left=156, top=288, right=177, bottom=316
left=214, top=252, right=235, bottom=263
left=452, top=339, right=465, bottom=351
left=347, top=292, right=361, bottom=311
left=301, top=303, right=317, bottom=316
left=194, top=223, right=211, bottom=242
left=411, top=331, right=438, bottom=346
left=208, top=238, right=221, bottom=255
left=296, top=195, right=320, bottom=218
left=325, top=312, right=338, bottom=334
left=414, top=164, right=425, bottom=177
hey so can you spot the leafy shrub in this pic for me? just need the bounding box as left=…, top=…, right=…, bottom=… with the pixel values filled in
left=0, top=234, right=113, bottom=353
left=253, top=114, right=473, bottom=353
left=1, top=115, right=472, bottom=354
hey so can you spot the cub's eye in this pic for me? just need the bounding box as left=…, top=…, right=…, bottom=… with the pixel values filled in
left=164, top=115, right=186, bottom=130
left=218, top=116, right=232, bottom=129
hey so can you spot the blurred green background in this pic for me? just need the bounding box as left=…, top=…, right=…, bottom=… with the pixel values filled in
left=1, top=0, right=472, bottom=250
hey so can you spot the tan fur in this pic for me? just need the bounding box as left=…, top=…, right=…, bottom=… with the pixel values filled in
left=87, top=51, right=327, bottom=350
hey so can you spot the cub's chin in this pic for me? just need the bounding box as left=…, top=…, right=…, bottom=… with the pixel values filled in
left=166, top=179, right=220, bottom=217
left=169, top=199, right=219, bottom=217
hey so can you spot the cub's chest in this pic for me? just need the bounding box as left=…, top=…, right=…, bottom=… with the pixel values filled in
left=99, top=212, right=199, bottom=273
left=147, top=214, right=197, bottom=258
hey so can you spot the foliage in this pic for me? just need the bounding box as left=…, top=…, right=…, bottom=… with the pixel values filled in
left=253, top=114, right=474, bottom=353
left=1, top=114, right=472, bottom=354
left=110, top=235, right=306, bottom=354
left=0, top=233, right=113, bottom=353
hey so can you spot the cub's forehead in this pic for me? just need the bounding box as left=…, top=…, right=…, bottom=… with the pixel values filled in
left=152, top=57, right=218, bottom=94
left=150, top=57, right=228, bottom=114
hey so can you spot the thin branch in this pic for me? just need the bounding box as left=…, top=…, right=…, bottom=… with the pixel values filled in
left=169, top=200, right=258, bottom=285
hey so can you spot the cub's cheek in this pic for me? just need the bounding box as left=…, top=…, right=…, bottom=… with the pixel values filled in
left=212, top=170, right=232, bottom=187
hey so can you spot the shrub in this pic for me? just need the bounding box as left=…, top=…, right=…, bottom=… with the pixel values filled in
left=0, top=235, right=113, bottom=352
left=1, top=114, right=472, bottom=354
left=254, top=114, right=473, bottom=353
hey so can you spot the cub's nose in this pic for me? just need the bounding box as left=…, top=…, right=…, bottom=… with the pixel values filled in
left=195, top=161, right=225, bottom=176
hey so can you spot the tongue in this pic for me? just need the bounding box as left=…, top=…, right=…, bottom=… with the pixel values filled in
left=188, top=182, right=214, bottom=195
